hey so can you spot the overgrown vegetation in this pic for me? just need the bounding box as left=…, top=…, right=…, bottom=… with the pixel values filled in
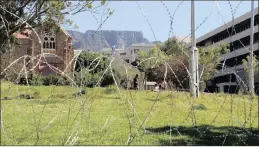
left=1, top=81, right=258, bottom=145
left=192, top=103, right=208, bottom=110
left=18, top=74, right=71, bottom=86
left=198, top=43, right=229, bottom=91
left=242, top=55, right=259, bottom=81
left=136, top=37, right=229, bottom=91
left=75, top=50, right=140, bottom=88
left=104, top=85, right=117, bottom=94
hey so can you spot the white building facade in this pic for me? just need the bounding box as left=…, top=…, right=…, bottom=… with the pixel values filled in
left=192, top=7, right=259, bottom=94
left=101, top=43, right=155, bottom=63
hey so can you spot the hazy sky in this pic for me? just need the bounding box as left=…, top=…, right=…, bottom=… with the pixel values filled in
left=66, top=1, right=258, bottom=42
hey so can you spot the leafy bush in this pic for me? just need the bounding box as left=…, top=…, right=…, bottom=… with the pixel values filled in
left=29, top=75, right=44, bottom=86
left=40, top=75, right=70, bottom=86
left=75, top=51, right=108, bottom=73
left=100, top=70, right=123, bottom=87
left=18, top=76, right=27, bottom=85
left=104, top=85, right=117, bottom=94
left=42, top=75, right=58, bottom=85
left=87, top=74, right=100, bottom=87
left=56, top=76, right=71, bottom=86
left=17, top=94, right=35, bottom=99
left=74, top=50, right=140, bottom=88
left=75, top=71, right=120, bottom=88
left=120, top=78, right=130, bottom=89
left=25, top=74, right=71, bottom=86
left=100, top=73, right=115, bottom=87
left=192, top=104, right=208, bottom=110
left=242, top=55, right=259, bottom=78
left=75, top=71, right=100, bottom=87
left=146, top=55, right=190, bottom=90
left=12, top=73, right=71, bottom=86
left=17, top=74, right=33, bottom=85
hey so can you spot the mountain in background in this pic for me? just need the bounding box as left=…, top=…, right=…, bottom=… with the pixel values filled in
left=67, top=30, right=152, bottom=51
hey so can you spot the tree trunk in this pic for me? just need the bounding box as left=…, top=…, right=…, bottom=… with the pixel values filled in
left=143, top=72, right=146, bottom=90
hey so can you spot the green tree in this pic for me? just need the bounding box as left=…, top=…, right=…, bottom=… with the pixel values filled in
left=161, top=37, right=189, bottom=56
left=75, top=50, right=107, bottom=74
left=198, top=43, right=229, bottom=91
left=242, top=55, right=259, bottom=80
left=75, top=50, right=108, bottom=87
left=138, top=45, right=168, bottom=68
left=147, top=54, right=190, bottom=90
left=146, top=38, right=229, bottom=91
left=75, top=50, right=139, bottom=88
left=137, top=44, right=170, bottom=89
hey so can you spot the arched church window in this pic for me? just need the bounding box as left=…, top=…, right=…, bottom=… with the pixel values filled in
left=42, top=25, right=56, bottom=49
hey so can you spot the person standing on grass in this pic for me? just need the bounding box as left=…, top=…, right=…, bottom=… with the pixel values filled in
left=133, top=74, right=139, bottom=90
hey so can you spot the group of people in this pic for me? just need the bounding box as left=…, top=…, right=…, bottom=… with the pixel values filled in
left=132, top=74, right=166, bottom=92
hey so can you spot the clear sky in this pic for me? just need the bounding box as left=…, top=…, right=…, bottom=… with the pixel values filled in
left=65, top=1, right=258, bottom=42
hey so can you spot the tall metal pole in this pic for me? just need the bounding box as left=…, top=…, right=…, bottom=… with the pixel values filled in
left=249, top=0, right=255, bottom=95
left=194, top=1, right=199, bottom=97
left=190, top=0, right=197, bottom=98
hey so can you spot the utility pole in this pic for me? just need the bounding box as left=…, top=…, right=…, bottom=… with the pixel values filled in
left=249, top=0, right=254, bottom=95
left=194, top=1, right=199, bottom=98
left=249, top=0, right=255, bottom=95
left=190, top=0, right=198, bottom=98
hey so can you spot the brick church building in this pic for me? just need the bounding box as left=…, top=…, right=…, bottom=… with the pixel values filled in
left=11, top=22, right=75, bottom=76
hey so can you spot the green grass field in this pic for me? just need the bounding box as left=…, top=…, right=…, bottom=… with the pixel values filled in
left=1, top=81, right=259, bottom=145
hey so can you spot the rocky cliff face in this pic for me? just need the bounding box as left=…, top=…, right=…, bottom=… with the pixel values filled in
left=67, top=30, right=151, bottom=51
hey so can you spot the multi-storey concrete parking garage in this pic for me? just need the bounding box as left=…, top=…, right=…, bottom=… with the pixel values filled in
left=192, top=7, right=259, bottom=94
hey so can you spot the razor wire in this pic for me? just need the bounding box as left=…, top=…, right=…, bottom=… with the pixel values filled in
left=0, top=1, right=258, bottom=146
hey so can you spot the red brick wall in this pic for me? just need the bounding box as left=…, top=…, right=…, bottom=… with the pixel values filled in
left=11, top=24, right=74, bottom=76
left=11, top=38, right=33, bottom=72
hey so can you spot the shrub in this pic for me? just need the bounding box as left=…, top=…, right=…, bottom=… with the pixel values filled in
left=29, top=75, right=44, bottom=86
left=87, top=74, right=100, bottom=87
left=18, top=75, right=31, bottom=85
left=146, top=55, right=190, bottom=90
left=18, top=77, right=27, bottom=85
left=33, top=91, right=40, bottom=98
left=100, top=73, right=114, bottom=87
left=74, top=51, right=138, bottom=88
left=104, top=85, right=117, bottom=94
left=75, top=72, right=101, bottom=87
left=9, top=72, right=71, bottom=86
left=120, top=78, right=130, bottom=89
left=17, top=94, right=35, bottom=99
left=41, top=75, right=70, bottom=86
left=192, top=104, right=207, bottom=110
left=52, top=76, right=71, bottom=86
left=43, top=75, right=58, bottom=85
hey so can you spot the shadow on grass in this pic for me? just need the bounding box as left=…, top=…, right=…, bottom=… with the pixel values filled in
left=31, top=99, right=64, bottom=105
left=145, top=125, right=259, bottom=146
left=145, top=98, right=161, bottom=102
